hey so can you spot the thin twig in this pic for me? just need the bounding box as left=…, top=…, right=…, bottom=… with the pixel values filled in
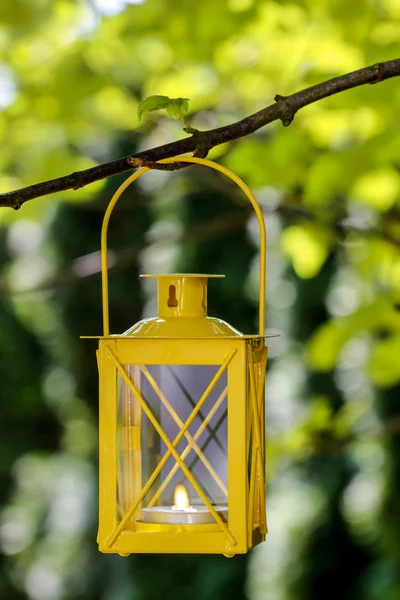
left=0, top=59, right=399, bottom=210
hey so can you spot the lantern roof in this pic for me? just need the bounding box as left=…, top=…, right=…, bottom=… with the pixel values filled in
left=124, top=273, right=242, bottom=338
left=140, top=274, right=225, bottom=278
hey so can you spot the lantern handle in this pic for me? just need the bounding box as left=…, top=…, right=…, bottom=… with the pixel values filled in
left=101, top=156, right=266, bottom=337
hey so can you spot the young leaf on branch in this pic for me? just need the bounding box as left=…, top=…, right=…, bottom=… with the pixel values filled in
left=137, top=95, right=193, bottom=131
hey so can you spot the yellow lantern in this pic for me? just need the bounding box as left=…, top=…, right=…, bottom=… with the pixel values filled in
left=89, top=157, right=268, bottom=557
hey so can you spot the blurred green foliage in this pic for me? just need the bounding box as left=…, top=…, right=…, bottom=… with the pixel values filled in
left=0, top=1, right=399, bottom=599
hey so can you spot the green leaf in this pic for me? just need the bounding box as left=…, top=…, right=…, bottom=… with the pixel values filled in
left=165, top=97, right=190, bottom=119
left=137, top=95, right=190, bottom=121
left=137, top=95, right=170, bottom=121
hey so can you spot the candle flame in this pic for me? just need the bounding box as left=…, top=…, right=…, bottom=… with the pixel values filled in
left=173, top=484, right=190, bottom=509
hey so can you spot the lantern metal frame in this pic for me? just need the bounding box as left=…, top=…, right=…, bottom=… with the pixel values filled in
left=86, top=157, right=268, bottom=556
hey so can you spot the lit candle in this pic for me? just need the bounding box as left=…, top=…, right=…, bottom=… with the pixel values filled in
left=142, top=484, right=228, bottom=525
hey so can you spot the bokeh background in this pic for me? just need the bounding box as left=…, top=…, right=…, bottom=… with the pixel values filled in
left=1, top=1, right=400, bottom=599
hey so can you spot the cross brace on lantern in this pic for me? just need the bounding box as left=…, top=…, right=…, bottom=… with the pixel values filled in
left=105, top=346, right=237, bottom=547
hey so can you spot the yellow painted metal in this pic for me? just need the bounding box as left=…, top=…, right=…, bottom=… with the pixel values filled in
left=95, top=157, right=268, bottom=556
left=258, top=349, right=268, bottom=535
left=103, top=527, right=266, bottom=555
left=114, top=337, right=233, bottom=365
left=97, top=340, right=117, bottom=545
left=116, top=531, right=230, bottom=555
left=248, top=345, right=267, bottom=533
left=142, top=273, right=220, bottom=319
left=248, top=427, right=257, bottom=546
left=104, top=345, right=237, bottom=549
left=226, top=340, right=248, bottom=554
left=97, top=336, right=267, bottom=555
left=100, top=156, right=267, bottom=337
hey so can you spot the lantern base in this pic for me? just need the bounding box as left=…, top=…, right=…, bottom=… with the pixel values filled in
left=98, top=524, right=267, bottom=555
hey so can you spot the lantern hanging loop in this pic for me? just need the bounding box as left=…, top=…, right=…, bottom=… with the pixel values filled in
left=100, top=156, right=267, bottom=337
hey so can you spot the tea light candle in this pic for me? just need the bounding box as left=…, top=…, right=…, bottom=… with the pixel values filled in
left=142, top=484, right=228, bottom=525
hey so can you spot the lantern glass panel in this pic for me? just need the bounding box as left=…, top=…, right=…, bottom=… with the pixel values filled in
left=117, top=365, right=228, bottom=526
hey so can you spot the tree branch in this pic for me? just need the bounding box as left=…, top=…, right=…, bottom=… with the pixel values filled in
left=1, top=58, right=399, bottom=210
